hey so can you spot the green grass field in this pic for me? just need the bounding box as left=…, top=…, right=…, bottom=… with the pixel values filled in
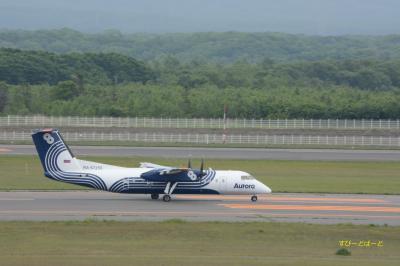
left=0, top=220, right=398, bottom=266
left=0, top=155, right=400, bottom=194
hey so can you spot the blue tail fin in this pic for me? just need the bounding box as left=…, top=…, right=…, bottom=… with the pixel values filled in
left=31, top=129, right=107, bottom=191
left=31, top=128, right=75, bottom=172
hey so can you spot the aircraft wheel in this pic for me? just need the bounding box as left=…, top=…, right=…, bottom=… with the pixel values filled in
left=163, top=195, right=171, bottom=202
left=151, top=194, right=159, bottom=200
left=251, top=195, right=258, bottom=202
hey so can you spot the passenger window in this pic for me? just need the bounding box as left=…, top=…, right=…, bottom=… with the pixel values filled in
left=241, top=175, right=254, bottom=180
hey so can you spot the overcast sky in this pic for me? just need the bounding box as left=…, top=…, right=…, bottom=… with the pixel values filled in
left=0, top=0, right=399, bottom=35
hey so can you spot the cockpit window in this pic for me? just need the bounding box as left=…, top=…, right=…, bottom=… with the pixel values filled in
left=241, top=175, right=255, bottom=180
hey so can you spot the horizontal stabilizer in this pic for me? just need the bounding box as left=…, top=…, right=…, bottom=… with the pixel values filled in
left=139, top=162, right=169, bottom=169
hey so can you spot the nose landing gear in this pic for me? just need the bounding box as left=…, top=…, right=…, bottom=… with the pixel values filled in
left=251, top=195, right=258, bottom=202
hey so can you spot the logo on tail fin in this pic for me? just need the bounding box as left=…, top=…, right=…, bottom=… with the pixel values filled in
left=43, top=133, right=55, bottom=144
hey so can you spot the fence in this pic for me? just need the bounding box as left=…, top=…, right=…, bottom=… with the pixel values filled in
left=2, top=131, right=400, bottom=147
left=1, top=115, right=400, bottom=129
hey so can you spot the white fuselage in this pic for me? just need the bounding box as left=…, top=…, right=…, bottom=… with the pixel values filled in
left=57, top=156, right=271, bottom=195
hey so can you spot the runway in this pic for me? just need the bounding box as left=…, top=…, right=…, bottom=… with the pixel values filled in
left=1, top=191, right=399, bottom=225
left=2, top=144, right=400, bottom=160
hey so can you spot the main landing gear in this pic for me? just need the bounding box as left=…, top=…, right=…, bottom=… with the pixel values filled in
left=151, top=194, right=159, bottom=200
left=150, top=193, right=171, bottom=202
left=150, top=182, right=178, bottom=202
left=163, top=181, right=178, bottom=202
left=251, top=195, right=258, bottom=202
left=162, top=195, right=171, bottom=202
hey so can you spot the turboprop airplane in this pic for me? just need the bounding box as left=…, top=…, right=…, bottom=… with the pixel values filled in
left=31, top=128, right=271, bottom=202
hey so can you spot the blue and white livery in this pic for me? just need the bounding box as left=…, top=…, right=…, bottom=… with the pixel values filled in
left=32, top=129, right=271, bottom=202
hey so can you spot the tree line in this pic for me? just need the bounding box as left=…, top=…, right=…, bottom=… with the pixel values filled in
left=2, top=82, right=400, bottom=119
left=1, top=47, right=400, bottom=119
left=1, top=48, right=400, bottom=91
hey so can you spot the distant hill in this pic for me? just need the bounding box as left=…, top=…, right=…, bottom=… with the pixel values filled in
left=1, top=29, right=400, bottom=63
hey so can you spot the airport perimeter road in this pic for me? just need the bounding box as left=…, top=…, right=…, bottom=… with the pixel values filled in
left=0, top=192, right=399, bottom=225
left=2, top=144, right=400, bottom=160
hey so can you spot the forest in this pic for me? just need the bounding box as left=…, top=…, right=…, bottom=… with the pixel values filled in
left=1, top=29, right=400, bottom=119
left=0, top=48, right=153, bottom=85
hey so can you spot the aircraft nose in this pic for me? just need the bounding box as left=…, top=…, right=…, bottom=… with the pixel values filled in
left=257, top=181, right=271, bottom=194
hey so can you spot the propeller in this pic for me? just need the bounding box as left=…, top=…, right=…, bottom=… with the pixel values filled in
left=186, top=158, right=206, bottom=180
left=200, top=158, right=204, bottom=177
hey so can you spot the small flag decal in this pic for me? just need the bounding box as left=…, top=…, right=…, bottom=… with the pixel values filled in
left=64, top=160, right=71, bottom=163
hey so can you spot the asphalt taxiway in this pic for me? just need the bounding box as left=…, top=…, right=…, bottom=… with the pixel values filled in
left=2, top=144, right=400, bottom=160
left=0, top=191, right=399, bottom=225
